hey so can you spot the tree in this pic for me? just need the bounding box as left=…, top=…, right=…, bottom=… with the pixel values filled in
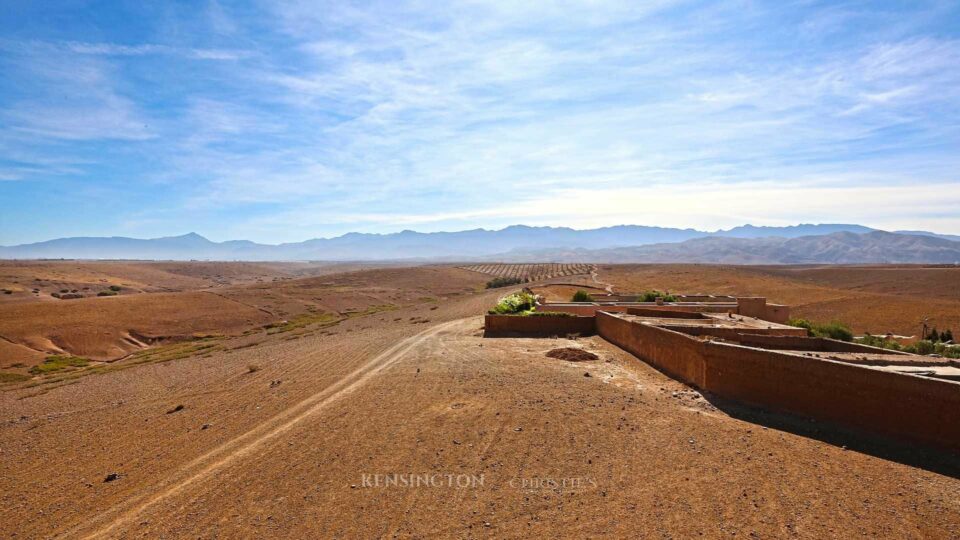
left=927, top=327, right=940, bottom=341
left=943, top=329, right=954, bottom=343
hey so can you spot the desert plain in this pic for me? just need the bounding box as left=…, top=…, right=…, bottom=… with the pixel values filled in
left=1, top=261, right=959, bottom=538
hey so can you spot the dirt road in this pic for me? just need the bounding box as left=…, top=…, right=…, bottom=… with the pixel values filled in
left=71, top=319, right=465, bottom=539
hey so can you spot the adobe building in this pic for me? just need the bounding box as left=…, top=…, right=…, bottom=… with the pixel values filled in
left=484, top=293, right=960, bottom=453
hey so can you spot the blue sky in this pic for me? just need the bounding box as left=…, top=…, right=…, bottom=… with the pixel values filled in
left=1, top=1, right=959, bottom=244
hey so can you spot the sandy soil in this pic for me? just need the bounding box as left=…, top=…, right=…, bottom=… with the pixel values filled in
left=1, top=263, right=958, bottom=538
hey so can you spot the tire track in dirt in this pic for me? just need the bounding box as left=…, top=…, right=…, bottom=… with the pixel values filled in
left=590, top=265, right=614, bottom=293
left=381, top=325, right=514, bottom=538
left=69, top=318, right=465, bottom=539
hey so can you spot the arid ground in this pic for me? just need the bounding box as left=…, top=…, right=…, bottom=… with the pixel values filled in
left=1, top=262, right=958, bottom=538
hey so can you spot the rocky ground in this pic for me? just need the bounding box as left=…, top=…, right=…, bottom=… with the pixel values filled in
left=1, top=264, right=958, bottom=538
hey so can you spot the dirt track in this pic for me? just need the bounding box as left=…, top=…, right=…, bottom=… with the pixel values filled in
left=72, top=319, right=465, bottom=539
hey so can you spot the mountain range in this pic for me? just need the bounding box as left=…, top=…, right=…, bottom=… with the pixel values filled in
left=499, top=231, right=960, bottom=264
left=1, top=224, right=958, bottom=264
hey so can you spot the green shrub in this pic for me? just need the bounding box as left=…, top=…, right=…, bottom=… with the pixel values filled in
left=907, top=340, right=937, bottom=355
left=638, top=290, right=678, bottom=302
left=109, top=285, right=122, bottom=292
left=788, top=318, right=853, bottom=341
left=571, top=290, right=592, bottom=302
left=788, top=318, right=814, bottom=335
left=97, top=290, right=118, bottom=297
left=856, top=336, right=960, bottom=358
left=486, top=277, right=523, bottom=289
left=857, top=334, right=902, bottom=350
left=489, top=291, right=537, bottom=315
left=815, top=321, right=854, bottom=341
left=0, top=372, right=31, bottom=384
left=30, top=355, right=90, bottom=375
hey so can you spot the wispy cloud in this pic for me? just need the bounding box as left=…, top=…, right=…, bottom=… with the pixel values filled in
left=1, top=0, right=959, bottom=244
left=64, top=41, right=252, bottom=60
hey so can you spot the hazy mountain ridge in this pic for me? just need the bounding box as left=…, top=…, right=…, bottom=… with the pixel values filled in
left=1, top=224, right=958, bottom=262
left=496, top=231, right=960, bottom=264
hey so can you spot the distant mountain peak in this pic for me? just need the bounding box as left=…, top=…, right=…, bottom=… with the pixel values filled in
left=1, top=223, right=956, bottom=261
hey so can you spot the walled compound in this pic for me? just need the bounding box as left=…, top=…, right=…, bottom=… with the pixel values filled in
left=484, top=293, right=960, bottom=453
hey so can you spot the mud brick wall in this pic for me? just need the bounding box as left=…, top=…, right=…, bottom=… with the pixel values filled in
left=535, top=304, right=631, bottom=316
left=625, top=307, right=707, bottom=319
left=732, top=334, right=913, bottom=354
left=596, top=311, right=960, bottom=452
left=483, top=314, right=596, bottom=337
left=596, top=311, right=707, bottom=387
left=703, top=342, right=960, bottom=452
left=658, top=324, right=809, bottom=341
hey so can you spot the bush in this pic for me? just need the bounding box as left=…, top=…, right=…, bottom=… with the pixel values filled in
left=637, top=290, right=678, bottom=302
left=571, top=290, right=592, bottom=302
left=486, top=277, right=523, bottom=289
left=857, top=334, right=902, bottom=350
left=97, top=290, right=118, bottom=297
left=109, top=285, right=122, bottom=292
left=0, top=372, right=31, bottom=384
left=815, top=321, right=854, bottom=341
left=488, top=291, right=537, bottom=315
left=30, top=355, right=90, bottom=375
left=787, top=318, right=814, bottom=335
left=908, top=340, right=937, bottom=355
left=787, top=318, right=853, bottom=341
left=856, top=336, right=960, bottom=358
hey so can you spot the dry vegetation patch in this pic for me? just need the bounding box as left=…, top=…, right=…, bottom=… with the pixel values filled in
left=461, top=263, right=592, bottom=282
left=29, top=355, right=90, bottom=375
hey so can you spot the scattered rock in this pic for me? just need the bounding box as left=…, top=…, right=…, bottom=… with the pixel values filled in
left=584, top=372, right=591, bottom=377
left=104, top=472, right=120, bottom=483
left=166, top=404, right=185, bottom=414
left=201, top=423, right=211, bottom=430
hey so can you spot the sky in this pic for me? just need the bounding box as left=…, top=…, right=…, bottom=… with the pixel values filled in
left=1, top=0, right=959, bottom=245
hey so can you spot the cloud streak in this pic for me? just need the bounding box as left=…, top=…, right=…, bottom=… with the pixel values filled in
left=1, top=0, right=959, bottom=244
